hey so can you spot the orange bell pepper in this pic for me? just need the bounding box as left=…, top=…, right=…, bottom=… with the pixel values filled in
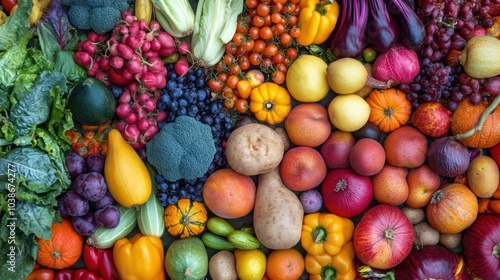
left=305, top=241, right=357, bottom=280
left=113, top=233, right=166, bottom=280
left=301, top=212, right=355, bottom=256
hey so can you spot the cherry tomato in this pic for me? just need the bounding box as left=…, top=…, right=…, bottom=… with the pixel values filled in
left=256, top=3, right=270, bottom=16
left=223, top=53, right=234, bottom=66
left=286, top=47, right=298, bottom=59
left=289, top=0, right=300, bottom=3
left=217, top=72, right=229, bottom=83
left=1, top=0, right=17, bottom=15
left=264, top=44, right=278, bottom=56
left=232, top=32, right=245, bottom=46
left=272, top=52, right=285, bottom=64
left=271, top=12, right=282, bottom=24
left=287, top=15, right=298, bottom=26
left=226, top=75, right=240, bottom=89
left=289, top=26, right=301, bottom=38
left=249, top=26, right=261, bottom=40
left=249, top=52, right=262, bottom=66
left=273, top=0, right=287, bottom=4
left=253, top=15, right=265, bottom=27
left=273, top=23, right=286, bottom=36
left=236, top=21, right=249, bottom=34
left=272, top=70, right=286, bottom=84
left=225, top=42, right=238, bottom=55
left=259, top=26, right=273, bottom=40
left=237, top=80, right=253, bottom=99
left=260, top=57, right=274, bottom=71
left=363, top=47, right=378, bottom=63
left=271, top=2, right=283, bottom=12
left=280, top=33, right=292, bottom=46
left=263, top=14, right=272, bottom=27
left=223, top=87, right=235, bottom=98
left=245, top=0, right=258, bottom=8
left=276, top=63, right=288, bottom=74
left=235, top=99, right=250, bottom=113
left=283, top=3, right=296, bottom=13
left=253, top=39, right=267, bottom=53
left=243, top=39, right=255, bottom=52
left=208, top=78, right=224, bottom=93
left=215, top=60, right=228, bottom=72
left=239, top=55, right=251, bottom=71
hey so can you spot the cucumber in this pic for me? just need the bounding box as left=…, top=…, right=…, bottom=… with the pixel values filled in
left=227, top=230, right=261, bottom=250
left=202, top=232, right=235, bottom=251
left=206, top=217, right=235, bottom=237
left=87, top=205, right=137, bottom=249
left=137, top=164, right=165, bottom=237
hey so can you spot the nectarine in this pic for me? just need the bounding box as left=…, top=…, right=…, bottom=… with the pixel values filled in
left=284, top=103, right=332, bottom=147
left=280, top=147, right=327, bottom=192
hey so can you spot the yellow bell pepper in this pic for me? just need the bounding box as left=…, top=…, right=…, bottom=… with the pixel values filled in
left=305, top=241, right=357, bottom=280
left=296, top=0, right=339, bottom=46
left=113, top=233, right=166, bottom=280
left=301, top=212, right=354, bottom=256
left=0, top=11, right=7, bottom=26
left=249, top=82, right=291, bottom=125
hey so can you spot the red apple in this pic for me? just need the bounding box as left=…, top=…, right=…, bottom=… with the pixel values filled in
left=353, top=204, right=414, bottom=269
left=488, top=141, right=500, bottom=168
left=411, top=101, right=452, bottom=138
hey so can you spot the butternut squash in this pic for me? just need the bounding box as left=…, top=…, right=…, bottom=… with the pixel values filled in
left=104, top=129, right=152, bottom=208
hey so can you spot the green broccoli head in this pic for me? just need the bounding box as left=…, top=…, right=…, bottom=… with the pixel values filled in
left=90, top=7, right=121, bottom=34
left=146, top=116, right=216, bottom=182
left=67, top=5, right=91, bottom=30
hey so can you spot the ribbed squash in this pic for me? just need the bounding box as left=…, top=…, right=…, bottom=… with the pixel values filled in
left=366, top=88, right=412, bottom=132
left=104, top=129, right=152, bottom=208
left=164, top=198, right=207, bottom=238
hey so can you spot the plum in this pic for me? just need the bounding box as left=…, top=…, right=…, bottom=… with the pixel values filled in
left=299, top=189, right=323, bottom=213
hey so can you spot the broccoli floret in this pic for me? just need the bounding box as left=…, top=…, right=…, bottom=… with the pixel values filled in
left=108, top=0, right=131, bottom=12
left=67, top=5, right=91, bottom=30
left=89, top=7, right=121, bottom=34
left=87, top=0, right=109, bottom=7
left=146, top=116, right=216, bottom=182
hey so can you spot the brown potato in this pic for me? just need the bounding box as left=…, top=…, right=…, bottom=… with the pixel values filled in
left=209, top=251, right=237, bottom=280
left=413, top=221, right=440, bottom=248
left=439, top=232, right=463, bottom=250
left=401, top=206, right=426, bottom=225
left=467, top=155, right=499, bottom=198
left=225, top=123, right=284, bottom=176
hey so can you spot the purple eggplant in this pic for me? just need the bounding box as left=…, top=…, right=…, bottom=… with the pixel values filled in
left=330, top=0, right=369, bottom=58
left=387, top=0, right=425, bottom=49
left=366, top=0, right=398, bottom=52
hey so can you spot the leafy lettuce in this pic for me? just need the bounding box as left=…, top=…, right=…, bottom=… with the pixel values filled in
left=0, top=0, right=33, bottom=51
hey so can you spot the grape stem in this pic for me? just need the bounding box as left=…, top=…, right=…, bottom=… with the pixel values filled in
left=453, top=94, right=500, bottom=140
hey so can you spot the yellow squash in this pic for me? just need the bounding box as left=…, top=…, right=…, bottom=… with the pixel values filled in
left=135, top=0, right=153, bottom=24
left=104, top=129, right=152, bottom=208
left=249, top=82, right=292, bottom=125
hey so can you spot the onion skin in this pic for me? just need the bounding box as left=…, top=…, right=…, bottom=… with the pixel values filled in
left=463, top=213, right=500, bottom=280
left=320, top=168, right=373, bottom=218
left=372, top=45, right=420, bottom=85
left=426, top=136, right=470, bottom=178
left=394, top=245, right=473, bottom=280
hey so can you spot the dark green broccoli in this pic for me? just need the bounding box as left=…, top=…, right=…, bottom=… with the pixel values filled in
left=64, top=0, right=131, bottom=34
left=146, top=116, right=216, bottom=182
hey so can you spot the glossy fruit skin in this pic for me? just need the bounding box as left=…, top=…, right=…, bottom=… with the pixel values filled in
left=1, top=0, right=17, bottom=14
left=353, top=204, right=414, bottom=270
left=463, top=213, right=500, bottom=280
left=366, top=88, right=412, bottom=133
left=394, top=245, right=473, bottom=280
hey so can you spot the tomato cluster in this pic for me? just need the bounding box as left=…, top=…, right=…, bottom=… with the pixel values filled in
left=208, top=0, right=302, bottom=113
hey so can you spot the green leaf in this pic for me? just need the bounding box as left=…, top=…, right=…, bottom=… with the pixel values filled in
left=53, top=50, right=87, bottom=86
left=0, top=0, right=33, bottom=51
left=0, top=225, right=38, bottom=280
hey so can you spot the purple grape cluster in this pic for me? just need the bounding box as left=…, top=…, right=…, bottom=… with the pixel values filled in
left=399, top=0, right=500, bottom=111
left=58, top=152, right=120, bottom=236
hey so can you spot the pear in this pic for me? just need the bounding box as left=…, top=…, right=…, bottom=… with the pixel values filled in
left=459, top=35, right=500, bottom=78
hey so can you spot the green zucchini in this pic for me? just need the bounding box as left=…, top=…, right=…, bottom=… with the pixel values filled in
left=86, top=205, right=137, bottom=249
left=137, top=164, right=165, bottom=237
left=206, top=217, right=235, bottom=237
left=202, top=232, right=235, bottom=251
left=227, top=230, right=261, bottom=250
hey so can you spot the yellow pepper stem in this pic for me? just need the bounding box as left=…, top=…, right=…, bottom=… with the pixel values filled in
left=312, top=225, right=328, bottom=243
left=321, top=265, right=338, bottom=280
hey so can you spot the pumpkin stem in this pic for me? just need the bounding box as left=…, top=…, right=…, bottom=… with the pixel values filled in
left=51, top=250, right=61, bottom=259
left=454, top=94, right=500, bottom=140
left=384, top=107, right=394, bottom=117
left=334, top=179, right=347, bottom=192
left=493, top=244, right=500, bottom=259
left=263, top=101, right=275, bottom=111
left=430, top=190, right=444, bottom=204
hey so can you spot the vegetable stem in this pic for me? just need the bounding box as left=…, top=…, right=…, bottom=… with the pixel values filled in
left=493, top=244, right=500, bottom=259
left=312, top=226, right=327, bottom=243
left=454, top=95, right=500, bottom=140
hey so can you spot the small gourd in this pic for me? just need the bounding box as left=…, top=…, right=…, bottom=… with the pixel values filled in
left=104, top=129, right=152, bottom=208
left=164, top=198, right=207, bottom=238
left=366, top=88, right=412, bottom=132
left=165, top=237, right=208, bottom=280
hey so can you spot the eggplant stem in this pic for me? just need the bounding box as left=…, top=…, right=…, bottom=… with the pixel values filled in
left=454, top=95, right=500, bottom=140
left=494, top=244, right=500, bottom=259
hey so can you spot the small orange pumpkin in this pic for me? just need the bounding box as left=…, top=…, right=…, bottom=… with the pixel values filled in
left=366, top=88, right=412, bottom=132
left=164, top=198, right=207, bottom=238
left=36, top=218, right=84, bottom=269
left=426, top=183, right=478, bottom=234
left=450, top=98, right=500, bottom=148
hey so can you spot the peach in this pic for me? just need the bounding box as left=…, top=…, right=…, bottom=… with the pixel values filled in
left=284, top=103, right=332, bottom=148
left=406, top=164, right=441, bottom=208
left=203, top=169, right=256, bottom=219
left=384, top=125, right=428, bottom=168
left=349, top=138, right=386, bottom=176
left=320, top=130, right=356, bottom=169
left=372, top=163, right=409, bottom=206
left=280, top=147, right=327, bottom=192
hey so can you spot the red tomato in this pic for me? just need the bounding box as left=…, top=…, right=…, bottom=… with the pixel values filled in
left=1, top=0, right=17, bottom=15
left=235, top=99, right=249, bottom=113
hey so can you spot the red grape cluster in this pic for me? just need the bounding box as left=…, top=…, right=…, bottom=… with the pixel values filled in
left=399, top=0, right=500, bottom=111
left=58, top=153, right=119, bottom=237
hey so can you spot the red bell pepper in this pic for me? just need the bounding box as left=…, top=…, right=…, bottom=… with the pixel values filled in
left=55, top=269, right=104, bottom=280
left=83, top=243, right=120, bottom=280
left=25, top=268, right=55, bottom=280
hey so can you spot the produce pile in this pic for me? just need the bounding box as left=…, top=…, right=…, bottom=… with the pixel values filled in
left=2, top=0, right=500, bottom=279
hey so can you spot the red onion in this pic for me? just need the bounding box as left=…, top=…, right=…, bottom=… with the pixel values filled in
left=463, top=213, right=500, bottom=280
left=372, top=45, right=420, bottom=85
left=426, top=136, right=470, bottom=178
left=320, top=168, right=373, bottom=218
